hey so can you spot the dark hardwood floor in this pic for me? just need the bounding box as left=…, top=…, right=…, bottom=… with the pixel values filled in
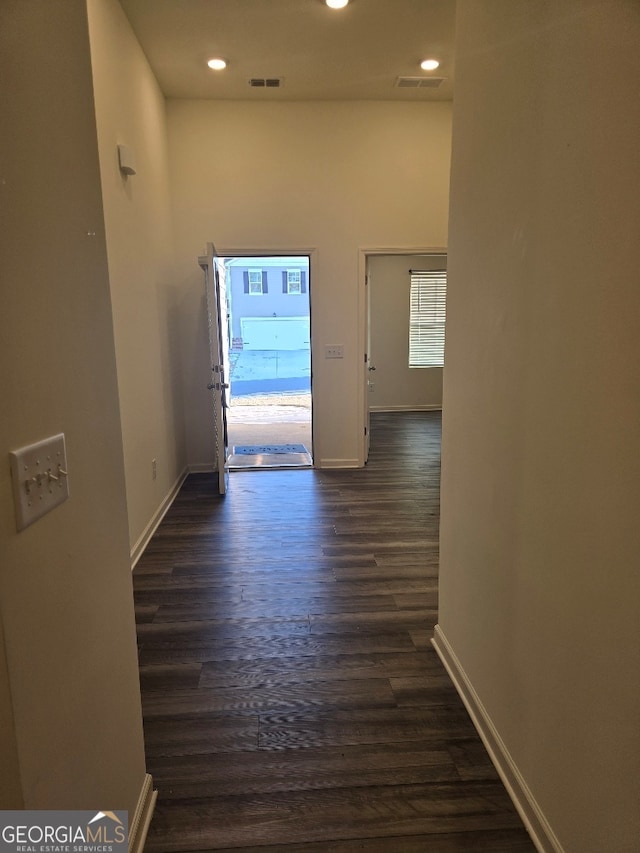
left=134, top=412, right=535, bottom=852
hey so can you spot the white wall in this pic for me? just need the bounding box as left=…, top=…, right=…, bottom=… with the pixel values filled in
left=368, top=254, right=445, bottom=411
left=438, top=2, right=640, bottom=851
left=0, top=0, right=147, bottom=813
left=167, top=101, right=451, bottom=467
left=87, top=0, right=187, bottom=556
left=0, top=624, right=21, bottom=807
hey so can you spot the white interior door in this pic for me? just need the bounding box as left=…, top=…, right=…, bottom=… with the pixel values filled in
left=198, top=242, right=229, bottom=495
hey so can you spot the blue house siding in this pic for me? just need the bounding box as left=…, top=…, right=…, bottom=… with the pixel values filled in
left=227, top=258, right=310, bottom=348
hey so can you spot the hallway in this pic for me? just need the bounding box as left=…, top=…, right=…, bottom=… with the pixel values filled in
left=133, top=412, right=534, bottom=852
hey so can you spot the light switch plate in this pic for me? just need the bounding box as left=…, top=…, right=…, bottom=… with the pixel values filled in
left=9, top=433, right=69, bottom=531
left=325, top=344, right=344, bottom=359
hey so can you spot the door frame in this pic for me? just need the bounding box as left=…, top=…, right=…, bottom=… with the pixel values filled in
left=217, top=246, right=317, bottom=463
left=357, top=246, right=447, bottom=465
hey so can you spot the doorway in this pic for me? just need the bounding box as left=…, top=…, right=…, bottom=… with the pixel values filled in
left=360, top=248, right=447, bottom=464
left=219, top=255, right=313, bottom=469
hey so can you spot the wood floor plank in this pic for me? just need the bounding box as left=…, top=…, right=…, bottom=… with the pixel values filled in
left=135, top=576, right=435, bottom=598
left=192, top=828, right=536, bottom=853
left=150, top=594, right=398, bottom=622
left=133, top=412, right=535, bottom=852
left=137, top=615, right=312, bottom=639
left=257, top=706, right=478, bottom=751
left=394, top=591, right=439, bottom=609
left=142, top=677, right=397, bottom=718
left=139, top=663, right=203, bottom=692
left=374, top=551, right=440, bottom=566
left=390, top=675, right=461, bottom=706
left=142, top=715, right=259, bottom=756
left=135, top=604, right=159, bottom=623
left=410, top=628, right=435, bottom=650
left=308, top=609, right=437, bottom=634
left=137, top=630, right=418, bottom=666
left=143, top=781, right=528, bottom=852
left=199, top=650, right=445, bottom=690
left=147, top=740, right=461, bottom=798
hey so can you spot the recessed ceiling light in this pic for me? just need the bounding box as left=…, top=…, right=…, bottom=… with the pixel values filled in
left=326, top=0, right=349, bottom=8
left=207, top=58, right=227, bottom=70
left=420, top=59, right=440, bottom=71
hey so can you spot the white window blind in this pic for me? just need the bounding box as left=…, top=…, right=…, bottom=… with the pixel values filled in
left=409, top=269, right=447, bottom=367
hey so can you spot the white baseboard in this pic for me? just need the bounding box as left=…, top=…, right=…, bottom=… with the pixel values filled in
left=369, top=404, right=443, bottom=413
left=432, top=625, right=563, bottom=853
left=129, top=773, right=156, bottom=853
left=188, top=463, right=215, bottom=473
left=130, top=468, right=188, bottom=569
left=316, top=458, right=361, bottom=469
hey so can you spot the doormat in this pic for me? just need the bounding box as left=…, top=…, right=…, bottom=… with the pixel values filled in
left=233, top=444, right=308, bottom=455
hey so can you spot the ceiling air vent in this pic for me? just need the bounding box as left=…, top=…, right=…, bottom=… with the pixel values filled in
left=395, top=76, right=447, bottom=89
left=249, top=78, right=284, bottom=88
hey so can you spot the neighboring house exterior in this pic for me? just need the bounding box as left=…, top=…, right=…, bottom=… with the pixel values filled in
left=224, top=257, right=310, bottom=350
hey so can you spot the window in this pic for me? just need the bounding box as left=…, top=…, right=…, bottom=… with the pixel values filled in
left=409, top=269, right=447, bottom=367
left=244, top=269, right=268, bottom=295
left=248, top=270, right=263, bottom=295
left=287, top=270, right=301, bottom=294
left=282, top=270, right=307, bottom=294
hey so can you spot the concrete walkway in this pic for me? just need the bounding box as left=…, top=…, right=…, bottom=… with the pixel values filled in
left=225, top=397, right=312, bottom=467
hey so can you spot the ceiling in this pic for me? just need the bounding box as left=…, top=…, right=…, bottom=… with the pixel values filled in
left=118, top=0, right=457, bottom=101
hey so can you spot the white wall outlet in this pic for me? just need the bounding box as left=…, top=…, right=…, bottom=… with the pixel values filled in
left=325, top=344, right=344, bottom=359
left=9, top=433, right=69, bottom=531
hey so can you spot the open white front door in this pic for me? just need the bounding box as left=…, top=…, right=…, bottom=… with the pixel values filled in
left=198, top=242, right=229, bottom=495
